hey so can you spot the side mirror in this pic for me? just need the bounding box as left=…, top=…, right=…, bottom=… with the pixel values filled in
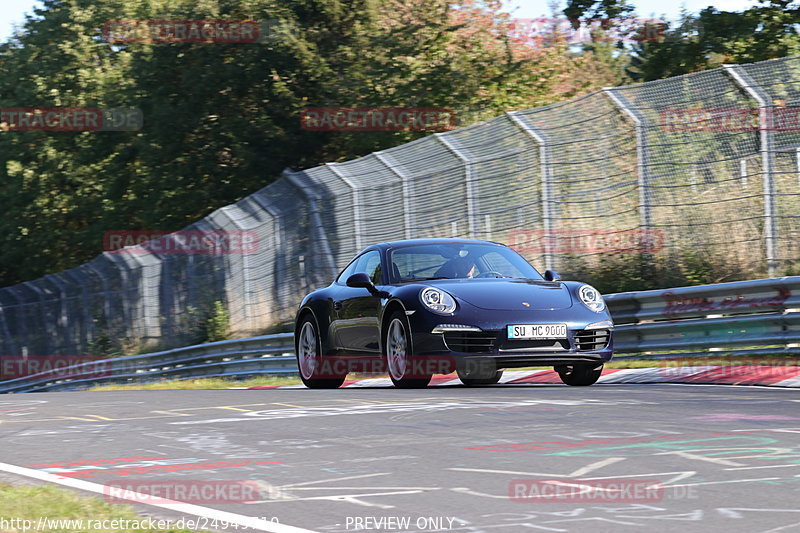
left=544, top=269, right=561, bottom=282
left=346, top=272, right=374, bottom=289
left=346, top=272, right=389, bottom=298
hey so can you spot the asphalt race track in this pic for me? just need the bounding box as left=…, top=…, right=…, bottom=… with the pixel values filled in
left=1, top=384, right=800, bottom=533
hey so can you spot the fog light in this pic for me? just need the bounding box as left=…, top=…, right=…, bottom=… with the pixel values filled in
left=585, top=320, right=614, bottom=330
left=432, top=324, right=482, bottom=333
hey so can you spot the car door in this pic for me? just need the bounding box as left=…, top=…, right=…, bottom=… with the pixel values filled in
left=332, top=250, right=384, bottom=353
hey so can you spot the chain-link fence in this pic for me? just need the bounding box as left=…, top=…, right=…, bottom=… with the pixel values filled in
left=2, top=55, right=800, bottom=357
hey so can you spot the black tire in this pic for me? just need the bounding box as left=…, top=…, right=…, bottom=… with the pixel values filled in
left=295, top=316, right=346, bottom=389
left=556, top=364, right=603, bottom=386
left=384, top=311, right=431, bottom=388
left=457, top=364, right=503, bottom=386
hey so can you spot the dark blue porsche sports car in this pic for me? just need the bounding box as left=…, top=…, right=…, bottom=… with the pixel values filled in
left=294, top=238, right=613, bottom=388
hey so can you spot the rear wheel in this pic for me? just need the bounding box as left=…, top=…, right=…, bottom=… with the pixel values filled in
left=385, top=312, right=431, bottom=388
left=556, top=364, right=603, bottom=386
left=296, top=317, right=346, bottom=389
left=457, top=363, right=503, bottom=386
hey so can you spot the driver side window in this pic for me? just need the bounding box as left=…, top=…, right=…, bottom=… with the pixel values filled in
left=361, top=252, right=383, bottom=285
left=336, top=250, right=382, bottom=285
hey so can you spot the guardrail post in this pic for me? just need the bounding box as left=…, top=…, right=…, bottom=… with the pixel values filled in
left=326, top=163, right=364, bottom=250
left=506, top=111, right=555, bottom=271
left=723, top=64, right=778, bottom=278
left=374, top=152, right=413, bottom=240
left=435, top=133, right=478, bottom=239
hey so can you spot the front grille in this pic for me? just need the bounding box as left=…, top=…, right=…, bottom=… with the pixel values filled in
left=575, top=328, right=610, bottom=351
left=499, top=339, right=569, bottom=352
left=443, top=331, right=497, bottom=353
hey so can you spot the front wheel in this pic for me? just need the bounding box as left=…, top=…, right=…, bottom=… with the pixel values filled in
left=385, top=312, right=431, bottom=388
left=556, top=364, right=603, bottom=386
left=296, top=317, right=346, bottom=389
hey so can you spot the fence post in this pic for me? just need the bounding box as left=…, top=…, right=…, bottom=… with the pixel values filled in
left=723, top=64, right=778, bottom=277
left=435, top=133, right=477, bottom=238
left=217, top=205, right=252, bottom=334
left=374, top=152, right=413, bottom=240
left=45, top=274, right=71, bottom=353
left=327, top=163, right=363, bottom=250
left=281, top=170, right=338, bottom=282
left=603, top=88, right=653, bottom=237
left=21, top=282, right=52, bottom=355
left=0, top=291, right=20, bottom=355
left=506, top=111, right=555, bottom=271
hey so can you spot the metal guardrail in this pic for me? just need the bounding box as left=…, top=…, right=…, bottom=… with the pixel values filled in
left=2, top=277, right=800, bottom=393
left=0, top=333, right=295, bottom=393
left=607, top=276, right=800, bottom=359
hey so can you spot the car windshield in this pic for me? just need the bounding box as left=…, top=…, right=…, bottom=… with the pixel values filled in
left=388, top=243, right=543, bottom=282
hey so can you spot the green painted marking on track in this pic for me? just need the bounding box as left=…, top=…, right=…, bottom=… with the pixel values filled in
left=547, top=436, right=782, bottom=457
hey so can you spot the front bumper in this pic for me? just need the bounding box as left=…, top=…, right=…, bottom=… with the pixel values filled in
left=408, top=306, right=613, bottom=369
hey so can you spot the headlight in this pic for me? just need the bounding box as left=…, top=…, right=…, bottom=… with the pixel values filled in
left=578, top=285, right=605, bottom=313
left=420, top=287, right=457, bottom=314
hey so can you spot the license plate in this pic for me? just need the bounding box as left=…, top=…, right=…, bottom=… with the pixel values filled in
left=507, top=324, right=567, bottom=340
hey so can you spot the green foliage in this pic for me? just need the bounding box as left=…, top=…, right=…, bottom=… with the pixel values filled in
left=563, top=0, right=800, bottom=81
left=0, top=0, right=625, bottom=287
left=204, top=300, right=230, bottom=342
left=564, top=0, right=635, bottom=23
left=627, top=1, right=800, bottom=81
left=562, top=247, right=755, bottom=294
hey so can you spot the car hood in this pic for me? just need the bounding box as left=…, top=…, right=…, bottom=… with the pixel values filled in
left=422, top=279, right=573, bottom=311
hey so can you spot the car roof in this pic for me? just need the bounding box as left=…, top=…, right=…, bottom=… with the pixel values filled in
left=371, top=238, right=504, bottom=251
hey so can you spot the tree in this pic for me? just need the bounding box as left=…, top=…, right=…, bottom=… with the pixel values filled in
left=0, top=0, right=626, bottom=286
left=627, top=1, right=800, bottom=81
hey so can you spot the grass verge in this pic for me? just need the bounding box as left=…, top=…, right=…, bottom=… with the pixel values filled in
left=85, top=355, right=799, bottom=390
left=88, top=375, right=302, bottom=391
left=0, top=482, right=197, bottom=532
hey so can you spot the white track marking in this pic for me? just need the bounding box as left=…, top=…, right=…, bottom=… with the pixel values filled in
left=725, top=465, right=800, bottom=471
left=654, top=450, right=745, bottom=467
left=717, top=508, right=800, bottom=519
left=498, top=370, right=548, bottom=383
left=664, top=477, right=783, bottom=489
left=271, top=368, right=800, bottom=389
left=344, top=378, right=393, bottom=388
left=0, top=462, right=316, bottom=533
left=759, top=521, right=800, bottom=533
left=281, top=473, right=389, bottom=487
left=449, top=457, right=625, bottom=478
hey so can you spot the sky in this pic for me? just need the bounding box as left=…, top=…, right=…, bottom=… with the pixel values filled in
left=0, top=0, right=761, bottom=42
